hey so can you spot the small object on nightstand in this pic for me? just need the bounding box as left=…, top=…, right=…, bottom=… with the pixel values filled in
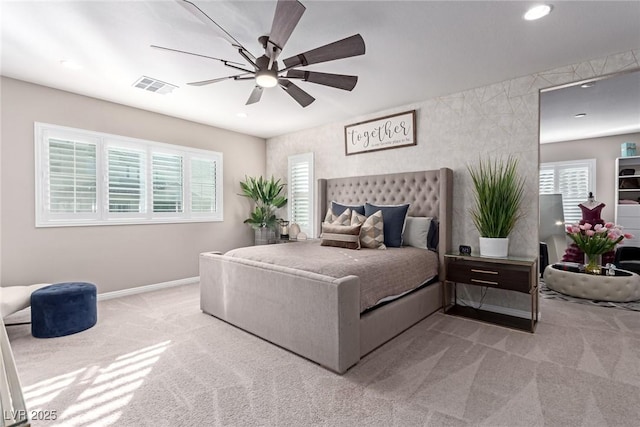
left=459, top=245, right=472, bottom=255
left=278, top=220, right=290, bottom=240
left=289, top=223, right=301, bottom=239
left=297, top=232, right=308, bottom=240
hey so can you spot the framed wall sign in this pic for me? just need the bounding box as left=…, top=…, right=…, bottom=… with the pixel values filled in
left=344, top=110, right=416, bottom=156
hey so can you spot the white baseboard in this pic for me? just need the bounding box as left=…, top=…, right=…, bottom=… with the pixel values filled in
left=457, top=298, right=541, bottom=320
left=97, top=277, right=199, bottom=301
left=4, top=277, right=199, bottom=321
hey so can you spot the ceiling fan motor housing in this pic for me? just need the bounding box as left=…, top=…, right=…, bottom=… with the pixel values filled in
left=255, top=55, right=278, bottom=87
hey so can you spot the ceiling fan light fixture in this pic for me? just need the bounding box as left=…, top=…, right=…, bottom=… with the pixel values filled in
left=524, top=4, right=552, bottom=21
left=256, top=70, right=278, bottom=88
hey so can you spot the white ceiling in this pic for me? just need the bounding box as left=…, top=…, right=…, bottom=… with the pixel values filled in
left=540, top=69, right=640, bottom=144
left=1, top=1, right=640, bottom=139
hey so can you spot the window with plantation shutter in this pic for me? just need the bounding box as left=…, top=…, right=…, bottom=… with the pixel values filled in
left=288, top=152, right=314, bottom=237
left=153, top=153, right=183, bottom=213
left=191, top=158, right=217, bottom=213
left=35, top=122, right=223, bottom=226
left=47, top=138, right=97, bottom=215
left=540, top=159, right=596, bottom=224
left=107, top=146, right=145, bottom=214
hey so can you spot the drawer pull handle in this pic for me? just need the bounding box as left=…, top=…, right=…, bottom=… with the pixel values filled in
left=471, top=269, right=498, bottom=275
left=471, top=279, right=498, bottom=285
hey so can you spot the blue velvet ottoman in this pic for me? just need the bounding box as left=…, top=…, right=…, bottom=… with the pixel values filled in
left=31, top=282, right=97, bottom=338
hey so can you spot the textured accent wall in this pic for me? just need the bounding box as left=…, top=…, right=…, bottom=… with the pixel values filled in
left=267, top=49, right=640, bottom=312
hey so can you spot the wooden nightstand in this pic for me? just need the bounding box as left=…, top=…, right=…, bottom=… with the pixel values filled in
left=443, top=253, right=538, bottom=332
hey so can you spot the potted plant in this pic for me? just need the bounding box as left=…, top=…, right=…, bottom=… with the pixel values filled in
left=468, top=156, right=525, bottom=257
left=239, top=175, right=287, bottom=245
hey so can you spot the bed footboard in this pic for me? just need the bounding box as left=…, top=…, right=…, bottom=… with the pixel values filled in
left=199, top=252, right=361, bottom=374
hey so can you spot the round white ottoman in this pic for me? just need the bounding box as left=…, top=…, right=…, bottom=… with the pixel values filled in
left=543, top=264, right=640, bottom=302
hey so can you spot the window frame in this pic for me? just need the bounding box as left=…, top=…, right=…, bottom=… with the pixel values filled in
left=287, top=152, right=314, bottom=237
left=35, top=122, right=223, bottom=227
left=539, top=158, right=596, bottom=225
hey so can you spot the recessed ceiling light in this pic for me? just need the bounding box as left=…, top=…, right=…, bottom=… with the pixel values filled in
left=524, top=4, right=552, bottom=21
left=580, top=82, right=596, bottom=88
left=574, top=113, right=587, bottom=118
left=60, top=59, right=82, bottom=70
left=236, top=112, right=248, bottom=118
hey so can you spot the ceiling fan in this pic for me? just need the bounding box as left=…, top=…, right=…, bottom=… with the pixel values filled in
left=152, top=0, right=366, bottom=107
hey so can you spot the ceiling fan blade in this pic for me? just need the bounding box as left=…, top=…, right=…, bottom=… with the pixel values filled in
left=285, top=70, right=358, bottom=91
left=176, top=0, right=255, bottom=60
left=150, top=45, right=245, bottom=66
left=187, top=73, right=252, bottom=86
left=279, top=79, right=315, bottom=107
left=268, top=0, right=306, bottom=52
left=283, top=34, right=365, bottom=69
left=246, top=86, right=264, bottom=105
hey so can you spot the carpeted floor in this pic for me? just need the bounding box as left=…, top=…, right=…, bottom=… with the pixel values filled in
left=6, top=283, right=640, bottom=426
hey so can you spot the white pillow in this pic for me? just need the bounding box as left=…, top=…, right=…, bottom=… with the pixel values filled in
left=403, top=216, right=433, bottom=249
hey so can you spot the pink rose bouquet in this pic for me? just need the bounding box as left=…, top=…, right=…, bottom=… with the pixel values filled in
left=566, top=222, right=633, bottom=272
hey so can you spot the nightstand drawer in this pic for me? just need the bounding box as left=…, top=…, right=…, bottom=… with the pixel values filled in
left=446, top=259, right=531, bottom=293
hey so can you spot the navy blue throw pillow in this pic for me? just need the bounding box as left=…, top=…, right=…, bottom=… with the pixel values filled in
left=332, top=201, right=365, bottom=216
left=427, top=219, right=439, bottom=250
left=364, top=203, right=410, bottom=247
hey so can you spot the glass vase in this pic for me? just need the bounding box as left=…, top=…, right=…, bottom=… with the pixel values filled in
left=584, top=253, right=602, bottom=275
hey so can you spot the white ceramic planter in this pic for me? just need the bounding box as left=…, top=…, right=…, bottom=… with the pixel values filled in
left=479, top=237, right=509, bottom=258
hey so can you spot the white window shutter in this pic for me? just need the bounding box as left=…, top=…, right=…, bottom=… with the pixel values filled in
left=288, top=153, right=314, bottom=237
left=152, top=153, right=183, bottom=213
left=47, top=138, right=97, bottom=214
left=107, top=147, right=146, bottom=213
left=35, top=122, right=223, bottom=226
left=191, top=158, right=217, bottom=213
left=539, top=168, right=555, bottom=195
left=539, top=160, right=595, bottom=224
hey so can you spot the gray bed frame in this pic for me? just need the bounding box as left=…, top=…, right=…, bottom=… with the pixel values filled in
left=200, top=168, right=452, bottom=374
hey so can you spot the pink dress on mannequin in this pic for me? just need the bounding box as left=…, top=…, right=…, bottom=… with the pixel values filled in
left=562, top=193, right=615, bottom=264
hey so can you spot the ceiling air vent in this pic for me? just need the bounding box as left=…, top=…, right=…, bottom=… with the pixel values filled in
left=132, top=76, right=177, bottom=94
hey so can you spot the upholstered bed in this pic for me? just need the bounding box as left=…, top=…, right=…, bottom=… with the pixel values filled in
left=199, top=168, right=452, bottom=373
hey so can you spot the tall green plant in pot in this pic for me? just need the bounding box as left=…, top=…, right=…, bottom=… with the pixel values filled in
left=239, top=176, right=287, bottom=245
left=468, top=156, right=525, bottom=257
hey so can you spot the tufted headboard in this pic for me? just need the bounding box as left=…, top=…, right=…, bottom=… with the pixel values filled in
left=317, top=168, right=453, bottom=274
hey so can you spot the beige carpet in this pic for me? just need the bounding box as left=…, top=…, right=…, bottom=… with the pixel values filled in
left=6, top=284, right=640, bottom=426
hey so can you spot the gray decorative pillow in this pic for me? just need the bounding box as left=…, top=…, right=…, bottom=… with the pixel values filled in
left=352, top=211, right=386, bottom=249
left=403, top=216, right=433, bottom=249
left=324, top=207, right=352, bottom=226
left=321, top=223, right=361, bottom=250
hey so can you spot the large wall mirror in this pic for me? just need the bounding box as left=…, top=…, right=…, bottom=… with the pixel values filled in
left=539, top=69, right=640, bottom=265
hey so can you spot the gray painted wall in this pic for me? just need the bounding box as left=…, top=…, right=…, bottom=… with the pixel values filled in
left=541, top=132, right=640, bottom=221
left=266, top=49, right=640, bottom=313
left=0, top=77, right=266, bottom=293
